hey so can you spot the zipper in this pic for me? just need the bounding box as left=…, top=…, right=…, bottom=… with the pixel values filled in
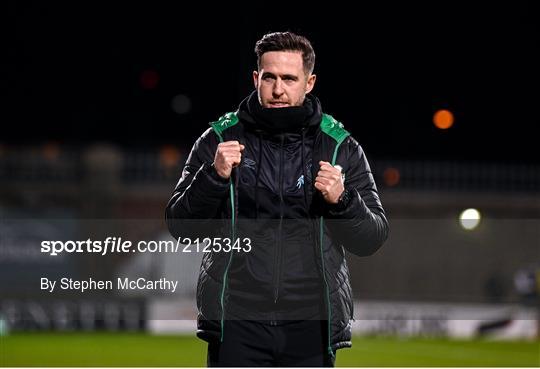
left=273, top=133, right=285, bottom=303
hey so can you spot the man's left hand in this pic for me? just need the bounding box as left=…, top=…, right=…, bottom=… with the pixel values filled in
left=315, top=161, right=344, bottom=204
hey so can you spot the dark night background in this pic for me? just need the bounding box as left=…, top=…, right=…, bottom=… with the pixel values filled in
left=2, top=4, right=540, bottom=357
left=5, top=1, right=539, bottom=163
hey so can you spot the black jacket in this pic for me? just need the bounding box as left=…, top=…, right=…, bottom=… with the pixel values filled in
left=166, top=93, right=389, bottom=355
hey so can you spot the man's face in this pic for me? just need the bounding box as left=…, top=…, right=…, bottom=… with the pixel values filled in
left=253, top=51, right=316, bottom=108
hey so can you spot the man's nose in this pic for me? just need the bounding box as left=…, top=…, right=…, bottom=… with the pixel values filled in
left=273, top=79, right=284, bottom=96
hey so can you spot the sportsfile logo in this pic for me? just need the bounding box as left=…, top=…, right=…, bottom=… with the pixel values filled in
left=40, top=237, right=252, bottom=256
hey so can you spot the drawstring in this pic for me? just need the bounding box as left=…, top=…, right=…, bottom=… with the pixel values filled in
left=254, top=132, right=263, bottom=218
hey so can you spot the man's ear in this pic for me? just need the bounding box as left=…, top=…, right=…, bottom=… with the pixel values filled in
left=306, top=74, right=316, bottom=94
left=253, top=71, right=259, bottom=89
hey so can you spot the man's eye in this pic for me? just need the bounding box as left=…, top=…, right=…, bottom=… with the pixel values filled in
left=263, top=76, right=275, bottom=81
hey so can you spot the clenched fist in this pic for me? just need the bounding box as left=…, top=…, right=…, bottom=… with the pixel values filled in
left=213, top=141, right=245, bottom=179
left=314, top=161, right=344, bottom=204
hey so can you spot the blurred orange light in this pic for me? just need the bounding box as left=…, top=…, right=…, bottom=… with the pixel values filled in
left=433, top=109, right=454, bottom=129
left=383, top=167, right=400, bottom=187
left=159, top=146, right=181, bottom=168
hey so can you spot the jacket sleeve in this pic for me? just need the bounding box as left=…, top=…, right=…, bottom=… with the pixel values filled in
left=165, top=128, right=231, bottom=239
left=324, top=136, right=389, bottom=257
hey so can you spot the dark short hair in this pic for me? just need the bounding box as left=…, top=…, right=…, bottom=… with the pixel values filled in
left=254, top=32, right=315, bottom=75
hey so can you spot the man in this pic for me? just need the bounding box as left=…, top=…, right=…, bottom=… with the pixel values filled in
left=166, top=32, right=389, bottom=367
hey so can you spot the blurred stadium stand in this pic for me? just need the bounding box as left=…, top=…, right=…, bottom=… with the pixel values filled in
left=0, top=145, right=538, bottom=338
left=1, top=145, right=539, bottom=192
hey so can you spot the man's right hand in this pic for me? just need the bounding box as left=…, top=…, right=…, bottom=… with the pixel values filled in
left=213, top=141, right=245, bottom=179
